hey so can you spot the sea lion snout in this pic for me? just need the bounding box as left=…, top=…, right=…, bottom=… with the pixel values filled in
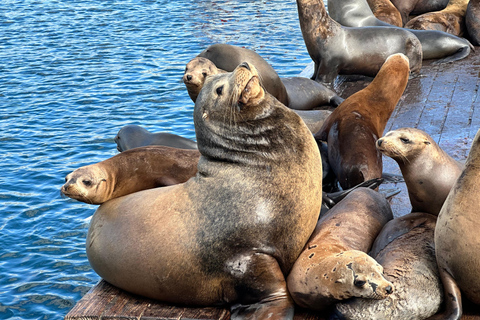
left=377, top=138, right=384, bottom=147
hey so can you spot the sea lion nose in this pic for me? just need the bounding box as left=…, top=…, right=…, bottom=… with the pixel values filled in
left=377, top=139, right=383, bottom=147
left=386, top=285, right=393, bottom=294
left=186, top=75, right=192, bottom=81
left=239, top=62, right=251, bottom=70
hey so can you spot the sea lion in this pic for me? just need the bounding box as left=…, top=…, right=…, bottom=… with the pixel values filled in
left=333, top=212, right=443, bottom=320
left=366, top=0, right=403, bottom=26
left=465, top=0, right=480, bottom=45
left=390, top=0, right=449, bottom=25
left=114, top=124, right=197, bottom=152
left=61, top=146, right=200, bottom=205
left=314, top=53, right=410, bottom=190
left=376, top=128, right=464, bottom=216
left=435, top=128, right=480, bottom=318
left=196, top=43, right=289, bottom=106
left=296, top=0, right=422, bottom=85
left=404, top=0, right=470, bottom=37
left=328, top=0, right=474, bottom=64
left=85, top=62, right=323, bottom=319
left=183, top=57, right=344, bottom=110
left=287, top=188, right=394, bottom=311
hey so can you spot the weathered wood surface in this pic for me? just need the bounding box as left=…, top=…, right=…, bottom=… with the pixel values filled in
left=65, top=50, right=480, bottom=319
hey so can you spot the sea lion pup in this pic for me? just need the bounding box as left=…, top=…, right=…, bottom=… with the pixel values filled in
left=296, top=0, right=422, bottom=85
left=183, top=56, right=344, bottom=110
left=196, top=43, right=289, bottom=106
left=328, top=0, right=474, bottom=64
left=465, top=0, right=480, bottom=45
left=390, top=0, right=449, bottom=26
left=405, top=0, right=470, bottom=37
left=114, top=124, right=197, bottom=152
left=376, top=128, right=464, bottom=216
left=333, top=212, right=443, bottom=320
left=287, top=188, right=394, bottom=311
left=366, top=0, right=403, bottom=26
left=61, top=146, right=200, bottom=205
left=86, top=62, right=323, bottom=319
left=435, top=128, right=480, bottom=319
left=314, top=53, right=410, bottom=190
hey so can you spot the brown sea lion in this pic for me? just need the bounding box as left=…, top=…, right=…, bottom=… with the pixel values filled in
left=404, top=0, right=470, bottom=36
left=196, top=43, right=289, bottom=106
left=314, top=53, right=410, bottom=190
left=183, top=57, right=227, bottom=102
left=390, top=0, right=449, bottom=25
left=114, top=124, right=197, bottom=152
left=434, top=128, right=480, bottom=319
left=366, top=0, right=403, bottom=26
left=465, top=0, right=480, bottom=45
left=328, top=0, right=474, bottom=64
left=333, top=212, right=443, bottom=320
left=376, top=128, right=464, bottom=216
left=85, top=62, right=323, bottom=319
left=287, top=188, right=394, bottom=311
left=296, top=0, right=422, bottom=85
left=61, top=146, right=200, bottom=205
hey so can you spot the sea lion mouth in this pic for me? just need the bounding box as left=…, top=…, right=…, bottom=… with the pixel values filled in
left=238, top=75, right=260, bottom=105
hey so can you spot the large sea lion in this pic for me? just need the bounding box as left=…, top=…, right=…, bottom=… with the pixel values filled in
left=434, top=128, right=480, bottom=318
left=85, top=62, right=323, bottom=319
left=183, top=56, right=344, bottom=110
left=296, top=0, right=422, bottom=85
left=196, top=44, right=289, bottom=106
left=314, top=53, right=410, bottom=190
left=114, top=124, right=197, bottom=152
left=465, top=0, right=480, bottom=45
left=333, top=212, right=443, bottom=320
left=327, top=0, right=474, bottom=64
left=405, top=0, right=470, bottom=36
left=376, top=128, right=464, bottom=216
left=287, top=188, right=394, bottom=311
left=390, top=0, right=449, bottom=25
left=366, top=0, right=403, bottom=26
left=61, top=146, right=200, bottom=205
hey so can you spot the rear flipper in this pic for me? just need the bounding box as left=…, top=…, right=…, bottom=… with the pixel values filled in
left=432, top=44, right=474, bottom=65
left=426, top=268, right=462, bottom=320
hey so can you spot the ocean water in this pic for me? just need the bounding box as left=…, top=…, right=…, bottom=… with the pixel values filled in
left=0, top=1, right=312, bottom=319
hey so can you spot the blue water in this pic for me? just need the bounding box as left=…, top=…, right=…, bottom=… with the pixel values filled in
left=0, top=1, right=312, bottom=319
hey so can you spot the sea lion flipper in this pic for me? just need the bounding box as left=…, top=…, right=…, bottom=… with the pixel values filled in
left=426, top=268, right=462, bottom=320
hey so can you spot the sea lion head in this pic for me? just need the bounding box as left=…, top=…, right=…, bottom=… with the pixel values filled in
left=61, top=165, right=111, bottom=205
left=183, top=57, right=222, bottom=102
left=376, top=127, right=432, bottom=163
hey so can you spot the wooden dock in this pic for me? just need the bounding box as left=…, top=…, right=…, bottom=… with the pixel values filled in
left=65, top=50, right=480, bottom=319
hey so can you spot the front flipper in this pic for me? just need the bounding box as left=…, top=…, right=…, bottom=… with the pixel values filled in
left=427, top=268, right=462, bottom=320
left=228, top=253, right=294, bottom=320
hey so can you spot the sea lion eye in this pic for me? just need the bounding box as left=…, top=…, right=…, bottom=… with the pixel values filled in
left=354, top=279, right=366, bottom=287
left=400, top=137, right=410, bottom=144
left=82, top=179, right=92, bottom=187
left=216, top=86, right=224, bottom=95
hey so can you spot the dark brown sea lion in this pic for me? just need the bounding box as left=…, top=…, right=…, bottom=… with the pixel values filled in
left=376, top=128, right=464, bottom=216
left=366, top=0, right=403, bottom=26
left=287, top=188, right=394, bottom=311
left=434, top=128, right=480, bottom=319
left=61, top=146, right=200, bottom=205
left=85, top=62, right=323, bottom=319
left=296, top=0, right=422, bottom=85
left=114, top=124, right=197, bottom=152
left=196, top=43, right=289, bottom=106
left=390, top=0, right=449, bottom=25
left=328, top=0, right=474, bottom=64
left=404, top=0, right=470, bottom=36
left=465, top=0, right=480, bottom=45
left=333, top=212, right=443, bottom=320
left=314, top=53, right=410, bottom=190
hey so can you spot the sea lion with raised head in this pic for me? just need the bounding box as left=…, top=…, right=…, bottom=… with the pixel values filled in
left=434, top=128, right=480, bottom=319
left=376, top=127, right=464, bottom=216
left=61, top=146, right=200, bottom=205
left=333, top=212, right=443, bottom=320
left=297, top=0, right=422, bottom=85
left=287, top=188, right=394, bottom=311
left=114, top=124, right=197, bottom=152
left=86, top=62, right=323, bottom=319
left=328, top=0, right=474, bottom=64
left=314, top=53, right=410, bottom=190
